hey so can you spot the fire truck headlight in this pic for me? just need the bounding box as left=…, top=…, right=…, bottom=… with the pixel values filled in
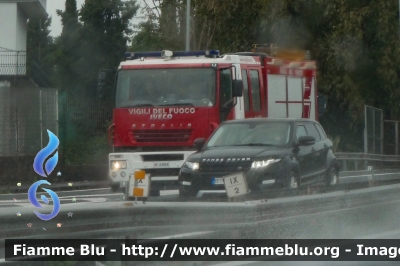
left=111, top=160, right=127, bottom=170
left=183, top=161, right=199, bottom=170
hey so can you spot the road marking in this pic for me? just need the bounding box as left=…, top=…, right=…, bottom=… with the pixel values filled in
left=1, top=188, right=109, bottom=196
left=357, top=229, right=400, bottom=239
left=150, top=231, right=214, bottom=239
left=0, top=190, right=179, bottom=204
left=160, top=190, right=179, bottom=196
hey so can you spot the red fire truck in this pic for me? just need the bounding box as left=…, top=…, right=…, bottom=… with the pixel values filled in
left=103, top=46, right=321, bottom=194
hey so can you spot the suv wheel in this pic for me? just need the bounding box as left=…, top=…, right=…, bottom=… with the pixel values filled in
left=326, top=167, right=339, bottom=186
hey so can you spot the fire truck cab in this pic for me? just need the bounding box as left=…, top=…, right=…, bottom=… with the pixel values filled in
left=107, top=47, right=318, bottom=195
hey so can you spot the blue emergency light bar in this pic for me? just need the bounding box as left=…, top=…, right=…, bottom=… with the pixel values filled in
left=124, top=50, right=220, bottom=60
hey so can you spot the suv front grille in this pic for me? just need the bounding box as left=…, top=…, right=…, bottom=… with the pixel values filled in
left=200, top=160, right=252, bottom=173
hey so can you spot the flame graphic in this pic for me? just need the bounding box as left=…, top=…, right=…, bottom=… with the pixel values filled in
left=28, top=180, right=61, bottom=221
left=33, top=130, right=59, bottom=177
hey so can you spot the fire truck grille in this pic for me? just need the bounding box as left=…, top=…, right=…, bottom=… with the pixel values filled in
left=142, top=154, right=184, bottom=161
left=133, top=129, right=192, bottom=143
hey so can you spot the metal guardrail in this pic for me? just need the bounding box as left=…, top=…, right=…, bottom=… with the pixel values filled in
left=3, top=186, right=400, bottom=264
left=336, top=152, right=400, bottom=171
left=1, top=170, right=400, bottom=263
left=336, top=152, right=400, bottom=161
left=1, top=170, right=399, bottom=239
left=0, top=181, right=109, bottom=194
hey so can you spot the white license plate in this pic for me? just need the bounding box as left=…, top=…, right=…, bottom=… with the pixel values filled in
left=153, top=162, right=170, bottom=168
left=212, top=178, right=224, bottom=185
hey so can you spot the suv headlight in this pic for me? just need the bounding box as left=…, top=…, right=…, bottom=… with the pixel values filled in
left=183, top=161, right=199, bottom=170
left=111, top=160, right=127, bottom=170
left=251, top=159, right=281, bottom=169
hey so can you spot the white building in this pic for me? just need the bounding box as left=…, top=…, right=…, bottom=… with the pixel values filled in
left=0, top=0, right=47, bottom=79
left=0, top=0, right=58, bottom=158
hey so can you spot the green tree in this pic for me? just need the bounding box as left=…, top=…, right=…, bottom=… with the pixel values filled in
left=26, top=17, right=55, bottom=87
left=257, top=0, right=400, bottom=152
left=78, top=0, right=139, bottom=98
left=131, top=0, right=183, bottom=51
left=193, top=0, right=267, bottom=52
left=55, top=0, right=82, bottom=93
left=55, top=0, right=139, bottom=165
left=131, top=0, right=267, bottom=53
left=130, top=19, right=164, bottom=51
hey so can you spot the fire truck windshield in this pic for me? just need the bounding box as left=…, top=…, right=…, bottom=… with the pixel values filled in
left=116, top=68, right=216, bottom=108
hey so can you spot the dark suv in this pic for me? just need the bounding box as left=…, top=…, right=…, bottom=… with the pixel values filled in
left=178, top=118, right=339, bottom=198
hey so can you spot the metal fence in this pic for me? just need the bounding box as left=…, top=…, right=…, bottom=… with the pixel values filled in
left=0, top=87, right=58, bottom=156
left=59, top=91, right=113, bottom=165
left=0, top=51, right=26, bottom=76
left=364, top=105, right=383, bottom=154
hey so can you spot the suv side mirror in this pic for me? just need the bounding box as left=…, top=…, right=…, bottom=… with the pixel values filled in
left=232, top=80, right=243, bottom=97
left=298, top=136, right=315, bottom=146
left=194, top=138, right=206, bottom=150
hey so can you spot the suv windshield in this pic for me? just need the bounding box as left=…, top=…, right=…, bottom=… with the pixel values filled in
left=116, top=68, right=216, bottom=108
left=206, top=121, right=292, bottom=148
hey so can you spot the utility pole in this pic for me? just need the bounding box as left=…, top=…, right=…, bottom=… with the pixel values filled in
left=186, top=0, right=190, bottom=51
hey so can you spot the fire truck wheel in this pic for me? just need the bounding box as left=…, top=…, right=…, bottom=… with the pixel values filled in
left=111, top=183, right=120, bottom=192
left=179, top=187, right=198, bottom=199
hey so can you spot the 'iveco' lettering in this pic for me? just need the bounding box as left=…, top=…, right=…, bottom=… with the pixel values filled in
left=129, top=107, right=196, bottom=119
left=150, top=114, right=173, bottom=120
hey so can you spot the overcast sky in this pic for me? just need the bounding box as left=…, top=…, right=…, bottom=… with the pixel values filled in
left=46, top=0, right=148, bottom=37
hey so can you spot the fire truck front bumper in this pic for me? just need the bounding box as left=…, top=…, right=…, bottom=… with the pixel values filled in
left=109, top=151, right=197, bottom=191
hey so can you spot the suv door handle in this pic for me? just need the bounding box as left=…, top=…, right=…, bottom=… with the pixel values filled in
left=311, top=147, right=315, bottom=152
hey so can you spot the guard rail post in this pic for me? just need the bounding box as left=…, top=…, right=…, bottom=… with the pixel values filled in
left=368, top=166, right=374, bottom=187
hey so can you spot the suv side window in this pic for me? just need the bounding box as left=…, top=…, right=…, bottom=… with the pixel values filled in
left=305, top=123, right=321, bottom=141
left=296, top=125, right=307, bottom=140
left=315, top=123, right=327, bottom=139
